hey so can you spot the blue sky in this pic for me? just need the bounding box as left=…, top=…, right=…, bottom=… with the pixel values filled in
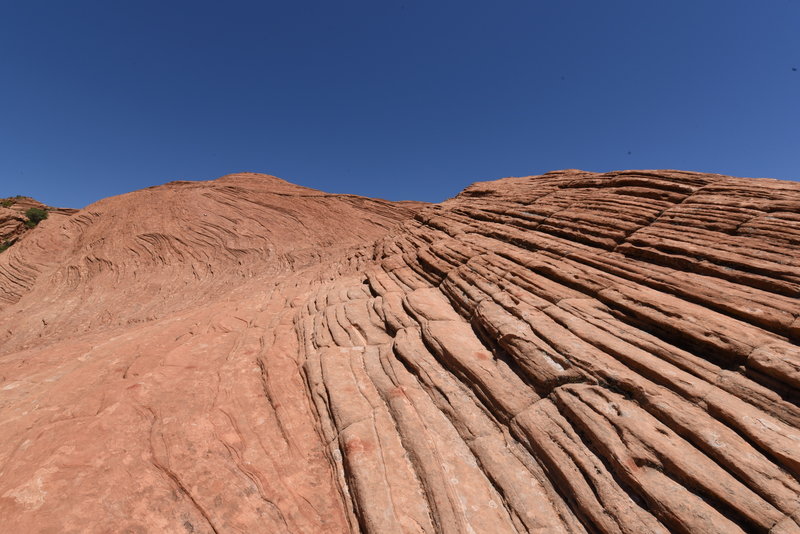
left=1, top=1, right=798, bottom=208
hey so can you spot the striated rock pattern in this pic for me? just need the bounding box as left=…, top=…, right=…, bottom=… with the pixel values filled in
left=0, top=170, right=798, bottom=533
left=0, top=196, right=76, bottom=248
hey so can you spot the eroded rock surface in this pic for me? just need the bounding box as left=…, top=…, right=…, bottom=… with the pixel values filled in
left=0, top=196, right=76, bottom=249
left=1, top=170, right=798, bottom=533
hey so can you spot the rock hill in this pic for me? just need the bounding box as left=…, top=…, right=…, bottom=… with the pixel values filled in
left=0, top=195, right=77, bottom=250
left=0, top=170, right=798, bottom=533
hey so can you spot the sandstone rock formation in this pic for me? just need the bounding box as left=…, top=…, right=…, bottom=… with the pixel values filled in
left=0, top=170, right=798, bottom=533
left=0, top=195, right=76, bottom=249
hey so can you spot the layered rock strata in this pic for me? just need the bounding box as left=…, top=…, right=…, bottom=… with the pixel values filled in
left=0, top=196, right=76, bottom=248
left=0, top=170, right=798, bottom=533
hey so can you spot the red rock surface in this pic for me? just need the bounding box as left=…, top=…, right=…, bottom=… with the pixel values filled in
left=1, top=170, right=798, bottom=533
left=0, top=196, right=76, bottom=248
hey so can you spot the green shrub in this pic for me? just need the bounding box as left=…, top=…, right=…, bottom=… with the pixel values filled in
left=0, top=240, right=13, bottom=252
left=0, top=199, right=14, bottom=208
left=24, top=207, right=49, bottom=228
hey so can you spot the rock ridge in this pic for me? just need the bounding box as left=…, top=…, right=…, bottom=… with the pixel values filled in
left=0, top=170, right=798, bottom=533
left=0, top=195, right=76, bottom=250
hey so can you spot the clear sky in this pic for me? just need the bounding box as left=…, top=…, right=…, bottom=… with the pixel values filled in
left=1, top=1, right=798, bottom=208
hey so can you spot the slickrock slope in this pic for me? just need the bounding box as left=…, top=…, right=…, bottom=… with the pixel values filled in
left=1, top=170, right=799, bottom=533
left=0, top=196, right=77, bottom=248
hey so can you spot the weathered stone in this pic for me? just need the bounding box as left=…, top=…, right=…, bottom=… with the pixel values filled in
left=1, top=170, right=798, bottom=533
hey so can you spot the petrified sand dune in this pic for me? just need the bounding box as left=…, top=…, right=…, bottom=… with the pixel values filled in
left=0, top=196, right=76, bottom=249
left=1, top=170, right=798, bottom=533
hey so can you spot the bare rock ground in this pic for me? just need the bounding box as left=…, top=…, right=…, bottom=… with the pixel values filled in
left=1, top=170, right=798, bottom=533
left=0, top=195, right=76, bottom=248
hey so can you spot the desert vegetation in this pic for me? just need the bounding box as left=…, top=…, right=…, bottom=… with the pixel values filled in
left=24, top=207, right=48, bottom=228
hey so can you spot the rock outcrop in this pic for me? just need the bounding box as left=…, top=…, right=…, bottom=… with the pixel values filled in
left=0, top=170, right=798, bottom=533
left=0, top=196, right=76, bottom=249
